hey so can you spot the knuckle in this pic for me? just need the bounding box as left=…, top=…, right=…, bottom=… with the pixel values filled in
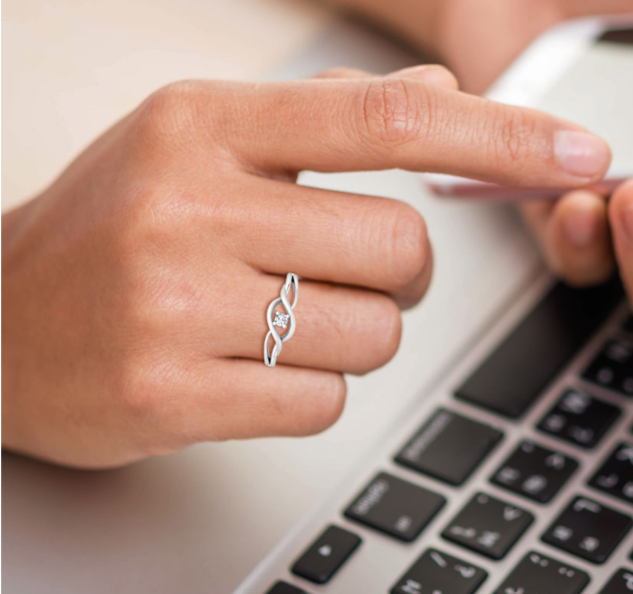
left=350, top=295, right=402, bottom=375
left=371, top=296, right=403, bottom=367
left=118, top=185, right=209, bottom=256
left=385, top=201, right=430, bottom=290
left=119, top=362, right=165, bottom=422
left=356, top=79, right=430, bottom=148
left=135, top=81, right=200, bottom=144
left=119, top=353, right=188, bottom=440
left=491, top=106, right=537, bottom=167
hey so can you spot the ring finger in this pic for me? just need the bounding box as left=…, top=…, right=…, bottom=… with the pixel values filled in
left=215, top=271, right=403, bottom=374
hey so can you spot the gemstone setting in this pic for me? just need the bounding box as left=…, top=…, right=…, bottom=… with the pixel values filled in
left=273, top=311, right=289, bottom=329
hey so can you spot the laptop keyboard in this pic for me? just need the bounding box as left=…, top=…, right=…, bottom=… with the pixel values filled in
left=260, top=278, right=633, bottom=594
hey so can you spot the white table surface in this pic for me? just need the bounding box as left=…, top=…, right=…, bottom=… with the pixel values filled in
left=2, top=3, right=543, bottom=593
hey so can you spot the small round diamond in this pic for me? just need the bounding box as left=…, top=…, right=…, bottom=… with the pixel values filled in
left=273, top=311, right=289, bottom=329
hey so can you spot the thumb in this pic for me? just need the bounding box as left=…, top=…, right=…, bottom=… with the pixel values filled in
left=609, top=179, right=633, bottom=304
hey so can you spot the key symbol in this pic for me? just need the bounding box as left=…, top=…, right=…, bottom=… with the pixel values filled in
left=623, top=572, right=633, bottom=590
left=553, top=525, right=573, bottom=542
left=607, top=342, right=631, bottom=362
left=543, top=414, right=566, bottom=432
left=450, top=525, right=476, bottom=539
left=569, top=426, right=594, bottom=444
left=430, top=551, right=447, bottom=567
left=579, top=536, right=600, bottom=552
left=395, top=515, right=412, bottom=532
left=546, top=453, right=565, bottom=469
left=617, top=446, right=633, bottom=464
left=478, top=531, right=500, bottom=548
left=503, top=506, right=522, bottom=521
left=522, top=474, right=547, bottom=494
left=596, top=474, right=618, bottom=489
left=401, top=580, right=421, bottom=594
left=574, top=498, right=601, bottom=513
left=561, top=391, right=590, bottom=414
left=597, top=367, right=614, bottom=384
left=455, top=564, right=476, bottom=579
left=318, top=545, right=332, bottom=557
left=497, top=467, right=520, bottom=484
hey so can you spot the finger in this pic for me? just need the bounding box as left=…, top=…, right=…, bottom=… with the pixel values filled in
left=182, top=359, right=347, bottom=441
left=609, top=179, right=633, bottom=304
left=520, top=190, right=614, bottom=286
left=568, top=2, right=633, bottom=17
left=212, top=274, right=403, bottom=375
left=385, top=64, right=459, bottom=90
left=314, top=64, right=459, bottom=90
left=207, top=78, right=611, bottom=187
left=229, top=176, right=432, bottom=308
left=312, top=67, right=373, bottom=79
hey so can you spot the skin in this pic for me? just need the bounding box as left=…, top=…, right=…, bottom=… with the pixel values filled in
left=2, top=65, right=614, bottom=468
left=329, top=0, right=633, bottom=294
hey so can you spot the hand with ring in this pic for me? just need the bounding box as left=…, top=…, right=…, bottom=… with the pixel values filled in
left=2, top=67, right=611, bottom=468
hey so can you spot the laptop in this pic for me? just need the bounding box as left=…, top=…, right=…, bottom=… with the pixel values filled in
left=236, top=19, right=633, bottom=594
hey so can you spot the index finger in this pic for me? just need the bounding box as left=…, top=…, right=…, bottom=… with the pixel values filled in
left=212, top=78, right=611, bottom=188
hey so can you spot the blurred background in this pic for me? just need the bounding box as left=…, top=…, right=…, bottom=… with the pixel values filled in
left=2, top=0, right=334, bottom=209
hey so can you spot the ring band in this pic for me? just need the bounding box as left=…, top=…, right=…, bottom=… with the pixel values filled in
left=264, top=273, right=299, bottom=367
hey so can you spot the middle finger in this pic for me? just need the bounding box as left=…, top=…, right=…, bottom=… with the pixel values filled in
left=230, top=176, right=433, bottom=308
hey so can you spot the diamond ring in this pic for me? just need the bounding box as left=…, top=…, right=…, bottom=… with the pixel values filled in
left=264, top=273, right=299, bottom=367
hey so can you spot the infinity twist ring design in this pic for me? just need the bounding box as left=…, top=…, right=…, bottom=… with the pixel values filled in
left=264, top=273, right=299, bottom=367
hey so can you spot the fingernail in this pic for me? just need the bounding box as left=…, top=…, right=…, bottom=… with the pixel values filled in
left=562, top=206, right=598, bottom=248
left=554, top=130, right=611, bottom=180
left=385, top=65, right=429, bottom=77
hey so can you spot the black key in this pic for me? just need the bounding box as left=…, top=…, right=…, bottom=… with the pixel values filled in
left=455, top=279, right=623, bottom=418
left=589, top=442, right=633, bottom=504
left=542, top=496, right=633, bottom=564
left=537, top=388, right=621, bottom=448
left=598, top=569, right=633, bottom=594
left=442, top=492, right=533, bottom=560
left=583, top=338, right=633, bottom=396
left=493, top=551, right=589, bottom=594
left=291, top=525, right=361, bottom=584
left=391, top=548, right=487, bottom=594
left=491, top=440, right=579, bottom=503
left=265, top=582, right=307, bottom=594
left=395, top=409, right=503, bottom=486
left=344, top=472, right=445, bottom=542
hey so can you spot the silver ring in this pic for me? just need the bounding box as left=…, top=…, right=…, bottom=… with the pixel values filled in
left=264, top=273, right=299, bottom=367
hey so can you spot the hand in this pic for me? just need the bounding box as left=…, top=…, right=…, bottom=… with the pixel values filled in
left=440, top=0, right=633, bottom=93
left=520, top=180, right=633, bottom=300
left=2, top=66, right=611, bottom=468
left=437, top=0, right=633, bottom=301
left=324, top=0, right=632, bottom=94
